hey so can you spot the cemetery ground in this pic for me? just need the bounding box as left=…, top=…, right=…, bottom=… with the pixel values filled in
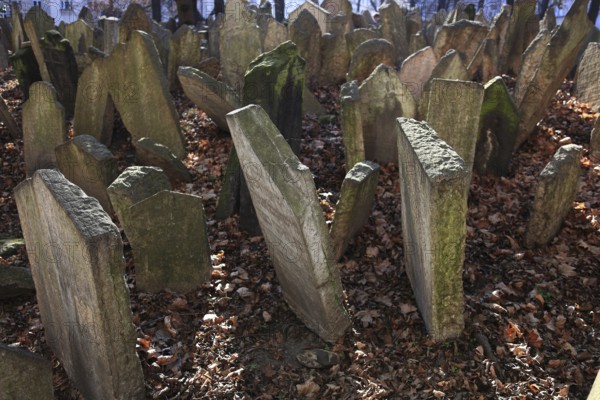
left=0, top=67, right=599, bottom=399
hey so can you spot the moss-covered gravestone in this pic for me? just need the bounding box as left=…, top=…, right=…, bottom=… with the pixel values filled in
left=340, top=81, right=365, bottom=170
left=226, top=105, right=351, bottom=343
left=346, top=38, right=395, bottom=83
left=0, top=344, right=53, bottom=399
left=396, top=118, right=469, bottom=340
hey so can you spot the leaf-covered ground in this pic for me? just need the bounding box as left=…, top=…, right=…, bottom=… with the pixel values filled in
left=1, top=68, right=599, bottom=399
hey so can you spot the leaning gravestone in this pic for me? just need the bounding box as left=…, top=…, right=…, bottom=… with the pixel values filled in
left=319, top=13, right=352, bottom=86
left=167, top=25, right=204, bottom=90
left=99, top=16, right=119, bottom=54
left=396, top=118, right=469, bottom=340
left=575, top=42, right=600, bottom=111
left=513, top=28, right=552, bottom=108
left=359, top=64, right=416, bottom=163
left=23, top=82, right=66, bottom=176
left=22, top=6, right=54, bottom=82
left=10, top=2, right=25, bottom=54
left=14, top=169, right=145, bottom=400
left=474, top=76, right=519, bottom=176
left=346, top=38, right=395, bottom=82
left=55, top=135, right=118, bottom=214
left=398, top=46, right=438, bottom=102
left=226, top=105, right=351, bottom=343
left=126, top=191, right=212, bottom=293
left=378, top=0, right=409, bottom=62
left=134, top=137, right=192, bottom=184
left=64, top=19, right=94, bottom=53
left=118, top=3, right=152, bottom=42
left=0, top=344, right=54, bottom=400
left=288, top=0, right=330, bottom=35
left=497, top=0, right=537, bottom=74
left=524, top=144, right=582, bottom=248
left=330, top=161, right=380, bottom=261
left=289, top=10, right=322, bottom=89
left=340, top=81, right=364, bottom=170
left=433, top=19, right=489, bottom=65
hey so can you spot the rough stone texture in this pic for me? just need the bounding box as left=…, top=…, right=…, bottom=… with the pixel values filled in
left=524, top=144, right=583, bottom=248
left=514, top=0, right=592, bottom=149
left=207, top=14, right=223, bottom=59
left=55, top=135, right=118, bottom=213
left=10, top=44, right=42, bottom=101
left=378, top=0, right=409, bottom=63
left=22, top=6, right=54, bottom=82
left=347, top=38, right=395, bottom=82
left=107, top=166, right=171, bottom=233
left=396, top=118, right=469, bottom=340
left=0, top=266, right=35, bottom=299
left=303, top=85, right=327, bottom=116
left=290, top=9, right=322, bottom=89
left=398, top=46, right=438, bottom=102
left=425, top=79, right=484, bottom=172
left=10, top=2, right=26, bottom=53
left=167, top=25, right=203, bottom=90
left=319, top=14, right=352, bottom=86
left=474, top=76, right=519, bottom=176
left=591, top=117, right=600, bottom=163
left=126, top=190, right=212, bottom=293
left=214, top=148, right=241, bottom=220
left=575, top=42, right=600, bottom=111
left=134, top=137, right=191, bottom=184
left=219, top=0, right=261, bottom=92
left=259, top=17, right=288, bottom=52
left=359, top=64, right=416, bottom=163
left=196, top=57, right=221, bottom=79
left=178, top=66, right=241, bottom=132
left=340, top=81, right=364, bottom=171
left=99, top=16, right=119, bottom=54
left=118, top=3, right=152, bottom=42
left=329, top=161, right=380, bottom=260
left=64, top=19, right=94, bottom=54
left=345, top=28, right=380, bottom=55
left=14, top=169, right=145, bottom=400
left=513, top=28, right=552, bottom=107
left=0, top=344, right=53, bottom=400
left=433, top=19, right=489, bottom=64
left=408, top=32, right=427, bottom=55
left=23, top=82, right=66, bottom=177
left=288, top=0, right=330, bottom=35
left=467, top=6, right=510, bottom=80
left=498, top=0, right=537, bottom=74
left=0, top=93, right=21, bottom=139
left=226, top=105, right=351, bottom=343
left=74, top=30, right=186, bottom=158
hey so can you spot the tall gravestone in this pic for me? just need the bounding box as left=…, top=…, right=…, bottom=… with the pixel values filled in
left=346, top=38, right=395, bottom=83
left=14, top=170, right=145, bottom=400
left=378, top=0, right=409, bottom=63
left=22, top=6, right=54, bottom=82
left=64, top=19, right=94, bottom=53
left=591, top=117, right=600, bottom=163
left=575, top=42, right=600, bottom=111
left=168, top=25, right=204, bottom=90
left=396, top=118, right=469, bottom=340
left=398, top=46, right=438, bottom=102
left=226, top=105, right=350, bottom=342
left=340, top=81, right=364, bottom=170
left=0, top=344, right=54, bottom=400
left=433, top=19, right=489, bottom=65
left=289, top=10, right=322, bottom=89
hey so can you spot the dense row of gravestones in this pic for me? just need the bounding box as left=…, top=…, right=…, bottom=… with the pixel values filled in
left=0, top=0, right=599, bottom=398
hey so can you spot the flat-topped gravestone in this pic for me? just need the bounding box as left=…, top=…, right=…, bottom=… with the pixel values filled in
left=346, top=38, right=394, bottom=83
left=359, top=64, right=416, bottom=163
left=398, top=46, right=438, bottom=102
left=330, top=161, right=379, bottom=261
left=55, top=135, right=118, bottom=214
left=0, top=344, right=54, bottom=400
left=100, top=16, right=119, bottom=54
left=591, top=117, right=600, bottom=163
left=134, top=137, right=191, bottom=184
left=226, top=105, right=350, bottom=343
left=474, top=76, right=519, bottom=176
left=14, top=169, right=145, bottom=400
left=167, top=25, right=203, bottom=90
left=525, top=144, right=582, bottom=248
left=289, top=10, right=322, bottom=89
left=23, top=82, right=66, bottom=177
left=396, top=118, right=469, bottom=340
left=340, top=81, right=364, bottom=170
left=575, top=42, right=600, bottom=111
left=126, top=190, right=212, bottom=293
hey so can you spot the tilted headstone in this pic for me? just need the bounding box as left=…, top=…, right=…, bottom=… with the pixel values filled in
left=575, top=42, right=600, bottom=111
left=398, top=46, right=438, bottom=102
left=396, top=118, right=469, bottom=340
left=14, top=169, right=145, bottom=400
left=74, top=30, right=186, bottom=157
left=474, top=76, right=519, bottom=176
left=10, top=2, right=25, bottom=53
left=433, top=19, right=489, bottom=65
left=23, top=82, right=66, bottom=176
left=524, top=144, right=582, bottom=248
left=126, top=190, right=212, bottom=293
left=513, top=28, right=552, bottom=107
left=319, top=26, right=351, bottom=86
left=289, top=9, right=322, bottom=89
left=497, top=0, right=537, bottom=74
left=167, top=25, right=204, bottom=90
left=78, top=6, right=95, bottom=26
left=467, top=6, right=510, bottom=80
left=359, top=64, right=416, bottom=163
left=207, top=14, right=223, bottom=59
left=330, top=161, right=379, bottom=261
left=134, top=137, right=192, bottom=183
left=0, top=94, right=21, bottom=139
left=378, top=0, right=409, bottom=63
left=226, top=105, right=351, bottom=342
left=590, top=117, right=600, bottom=163
left=0, top=344, right=53, bottom=400
left=345, top=28, right=380, bottom=56
left=346, top=38, right=395, bottom=83
left=10, top=44, right=42, bottom=100
left=64, top=19, right=94, bottom=54
left=55, top=135, right=118, bottom=213
left=425, top=79, right=484, bottom=172
left=340, top=81, right=364, bottom=170
left=22, top=6, right=54, bottom=82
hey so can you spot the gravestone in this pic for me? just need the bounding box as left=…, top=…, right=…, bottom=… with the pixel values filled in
left=0, top=266, right=35, bottom=299
left=345, top=28, right=380, bottom=55
left=107, top=166, right=171, bottom=232
left=0, top=344, right=53, bottom=400
left=196, top=57, right=221, bottom=79
left=99, top=16, right=119, bottom=54
left=396, top=118, right=469, bottom=340
left=14, top=169, right=145, bottom=400
left=408, top=32, right=427, bottom=55
left=78, top=6, right=95, bottom=26
left=134, top=137, right=192, bottom=183
left=22, top=6, right=54, bottom=82
left=288, top=0, right=330, bottom=35
left=330, top=161, right=379, bottom=261
left=359, top=64, right=416, bottom=163
left=513, top=28, right=552, bottom=108
left=10, top=2, right=25, bottom=53
left=340, top=81, right=364, bottom=170
left=178, top=66, right=241, bottom=132
left=474, top=76, right=519, bottom=176
left=398, top=46, right=438, bottom=102
left=433, top=19, right=489, bottom=64
left=207, top=14, right=223, bottom=59
left=346, top=38, right=395, bottom=82
left=259, top=17, right=288, bottom=52
left=319, top=14, right=352, bottom=86
left=167, top=25, right=204, bottom=90
left=226, top=105, right=351, bottom=342
left=55, top=135, right=119, bottom=213
left=290, top=9, right=322, bottom=89
left=0, top=42, right=8, bottom=69
left=118, top=3, right=152, bottom=42
left=524, top=144, right=582, bottom=248
left=575, top=42, right=600, bottom=111
left=378, top=0, right=409, bottom=62
left=214, top=149, right=241, bottom=220
left=591, top=117, right=600, bottom=163
left=126, top=190, right=212, bottom=293
left=467, top=6, right=510, bottom=80
left=64, top=19, right=94, bottom=54
left=425, top=79, right=484, bottom=172
left=0, top=94, right=21, bottom=139
left=497, top=0, right=537, bottom=74
left=10, top=44, right=42, bottom=100
left=23, top=82, right=66, bottom=176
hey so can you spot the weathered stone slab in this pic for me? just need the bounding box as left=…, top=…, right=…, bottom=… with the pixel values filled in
left=178, top=66, right=241, bottom=132
left=330, top=161, right=379, bottom=260
left=347, top=38, right=394, bottom=82
left=78, top=6, right=95, bottom=26
left=398, top=46, right=438, bottom=102
left=425, top=79, right=484, bottom=171
left=55, top=135, right=118, bottom=214
left=0, top=344, right=53, bottom=399
left=288, top=0, right=330, bottom=35
left=126, top=190, right=212, bottom=293
left=513, top=28, right=552, bottom=108
left=207, top=14, right=223, bottom=59
left=23, top=82, right=66, bottom=176
left=0, top=42, right=8, bottom=69
left=259, top=17, right=288, bottom=52
left=214, top=148, right=241, bottom=220
left=167, top=25, right=204, bottom=90
left=497, top=0, right=537, bottom=74
left=134, top=137, right=191, bottom=183
left=14, top=169, right=145, bottom=400
left=396, top=118, right=469, bottom=340
left=226, top=104, right=350, bottom=343
left=0, top=93, right=21, bottom=139
left=408, top=32, right=427, bottom=55
left=591, top=117, right=600, bottom=163
left=525, top=144, right=582, bottom=248
left=99, top=16, right=119, bottom=54
left=10, top=2, right=26, bottom=53
left=0, top=266, right=35, bottom=299
left=340, top=81, right=364, bottom=170
left=474, top=76, right=519, bottom=176
left=290, top=9, right=322, bottom=89
left=359, top=64, right=416, bottom=163
left=575, top=42, right=600, bottom=111
left=319, top=14, right=352, bottom=86
left=107, top=166, right=171, bottom=232
left=303, top=85, right=326, bottom=116
left=64, top=19, right=94, bottom=53
left=345, top=28, right=380, bottom=55
left=433, top=19, right=489, bottom=64
left=10, top=44, right=42, bottom=100
left=118, top=3, right=152, bottom=42
left=23, top=6, right=54, bottom=82
left=378, top=0, right=409, bottom=62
